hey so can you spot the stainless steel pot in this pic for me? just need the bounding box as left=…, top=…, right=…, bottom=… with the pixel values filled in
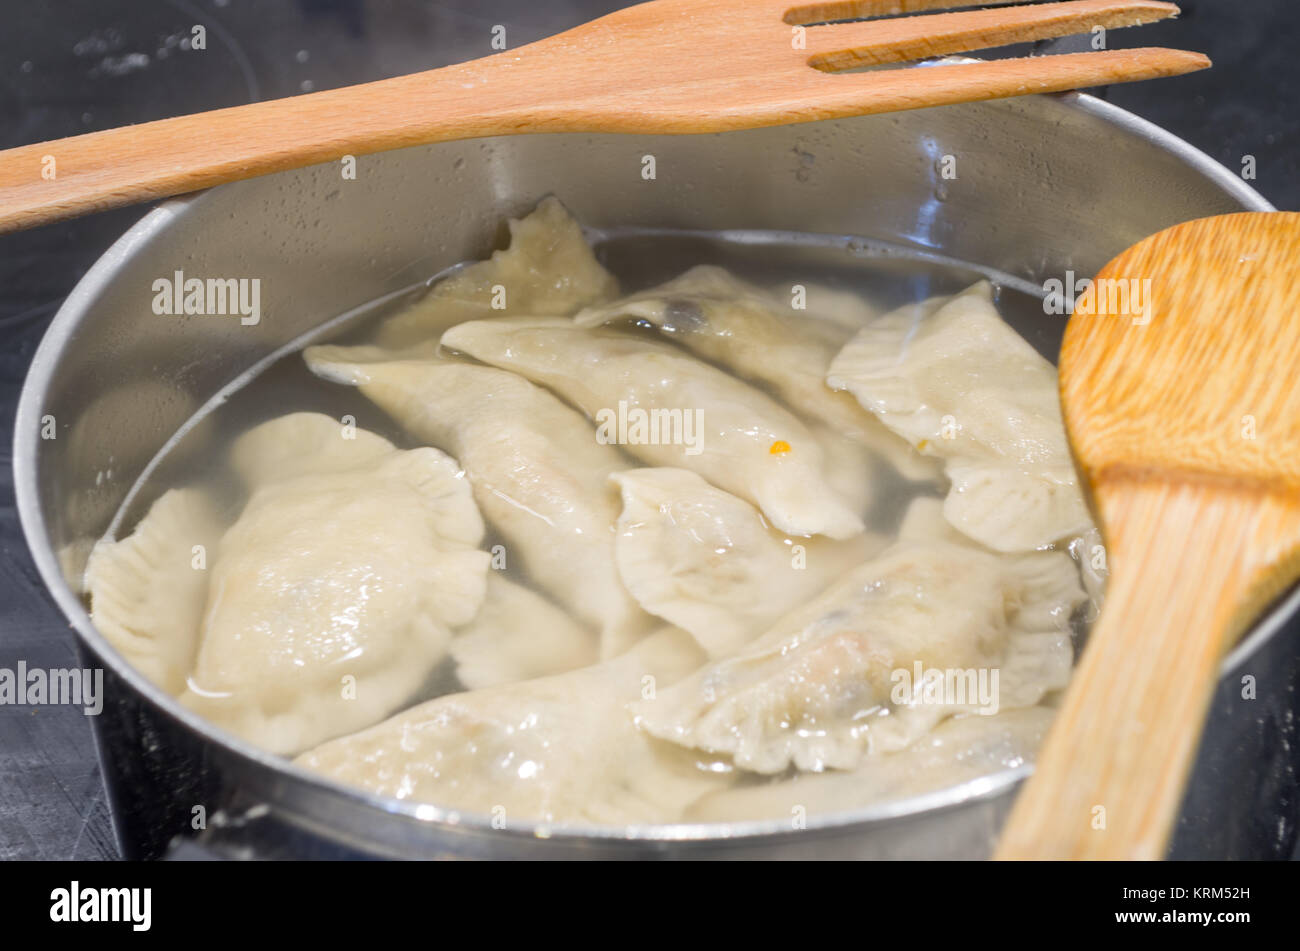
left=15, top=89, right=1297, bottom=859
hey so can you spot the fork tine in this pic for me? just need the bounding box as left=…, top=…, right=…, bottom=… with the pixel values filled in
left=805, top=47, right=1209, bottom=115
left=804, top=0, right=1182, bottom=71
left=783, top=0, right=1028, bottom=26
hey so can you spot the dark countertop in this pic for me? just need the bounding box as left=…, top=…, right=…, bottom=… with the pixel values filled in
left=1, top=0, right=1296, bottom=861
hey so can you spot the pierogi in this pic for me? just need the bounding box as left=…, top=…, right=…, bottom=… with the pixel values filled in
left=89, top=412, right=490, bottom=755
left=827, top=282, right=1093, bottom=552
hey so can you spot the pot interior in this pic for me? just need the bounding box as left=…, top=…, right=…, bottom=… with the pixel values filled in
left=15, top=94, right=1277, bottom=856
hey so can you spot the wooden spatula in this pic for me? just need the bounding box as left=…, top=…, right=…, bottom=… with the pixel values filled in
left=996, top=212, right=1300, bottom=860
left=0, top=0, right=1205, bottom=235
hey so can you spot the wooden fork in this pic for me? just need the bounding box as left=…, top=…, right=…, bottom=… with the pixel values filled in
left=0, top=0, right=1206, bottom=235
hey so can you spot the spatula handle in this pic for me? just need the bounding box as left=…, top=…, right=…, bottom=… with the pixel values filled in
left=996, top=478, right=1299, bottom=860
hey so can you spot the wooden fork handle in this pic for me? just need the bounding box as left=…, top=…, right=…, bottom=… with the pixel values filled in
left=997, top=478, right=1300, bottom=860
left=0, top=56, right=558, bottom=236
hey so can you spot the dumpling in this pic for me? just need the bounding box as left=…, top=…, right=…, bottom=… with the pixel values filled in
left=86, top=488, right=224, bottom=694
left=611, top=468, right=886, bottom=657
left=1066, top=525, right=1108, bottom=618
left=229, top=404, right=396, bottom=484
left=375, top=196, right=619, bottom=349
left=296, top=629, right=732, bottom=826
left=634, top=525, right=1083, bottom=774
left=684, top=706, right=1054, bottom=824
left=574, top=265, right=940, bottom=484
left=451, top=575, right=599, bottom=690
left=827, top=281, right=1093, bottom=552
left=899, top=497, right=1097, bottom=643
left=303, top=348, right=652, bottom=658
left=180, top=413, right=491, bottom=755
left=440, top=317, right=866, bottom=540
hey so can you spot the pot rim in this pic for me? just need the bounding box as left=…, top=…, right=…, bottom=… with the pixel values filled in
left=14, top=89, right=1281, bottom=848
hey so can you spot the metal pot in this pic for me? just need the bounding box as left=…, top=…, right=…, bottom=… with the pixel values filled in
left=15, top=89, right=1296, bottom=859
